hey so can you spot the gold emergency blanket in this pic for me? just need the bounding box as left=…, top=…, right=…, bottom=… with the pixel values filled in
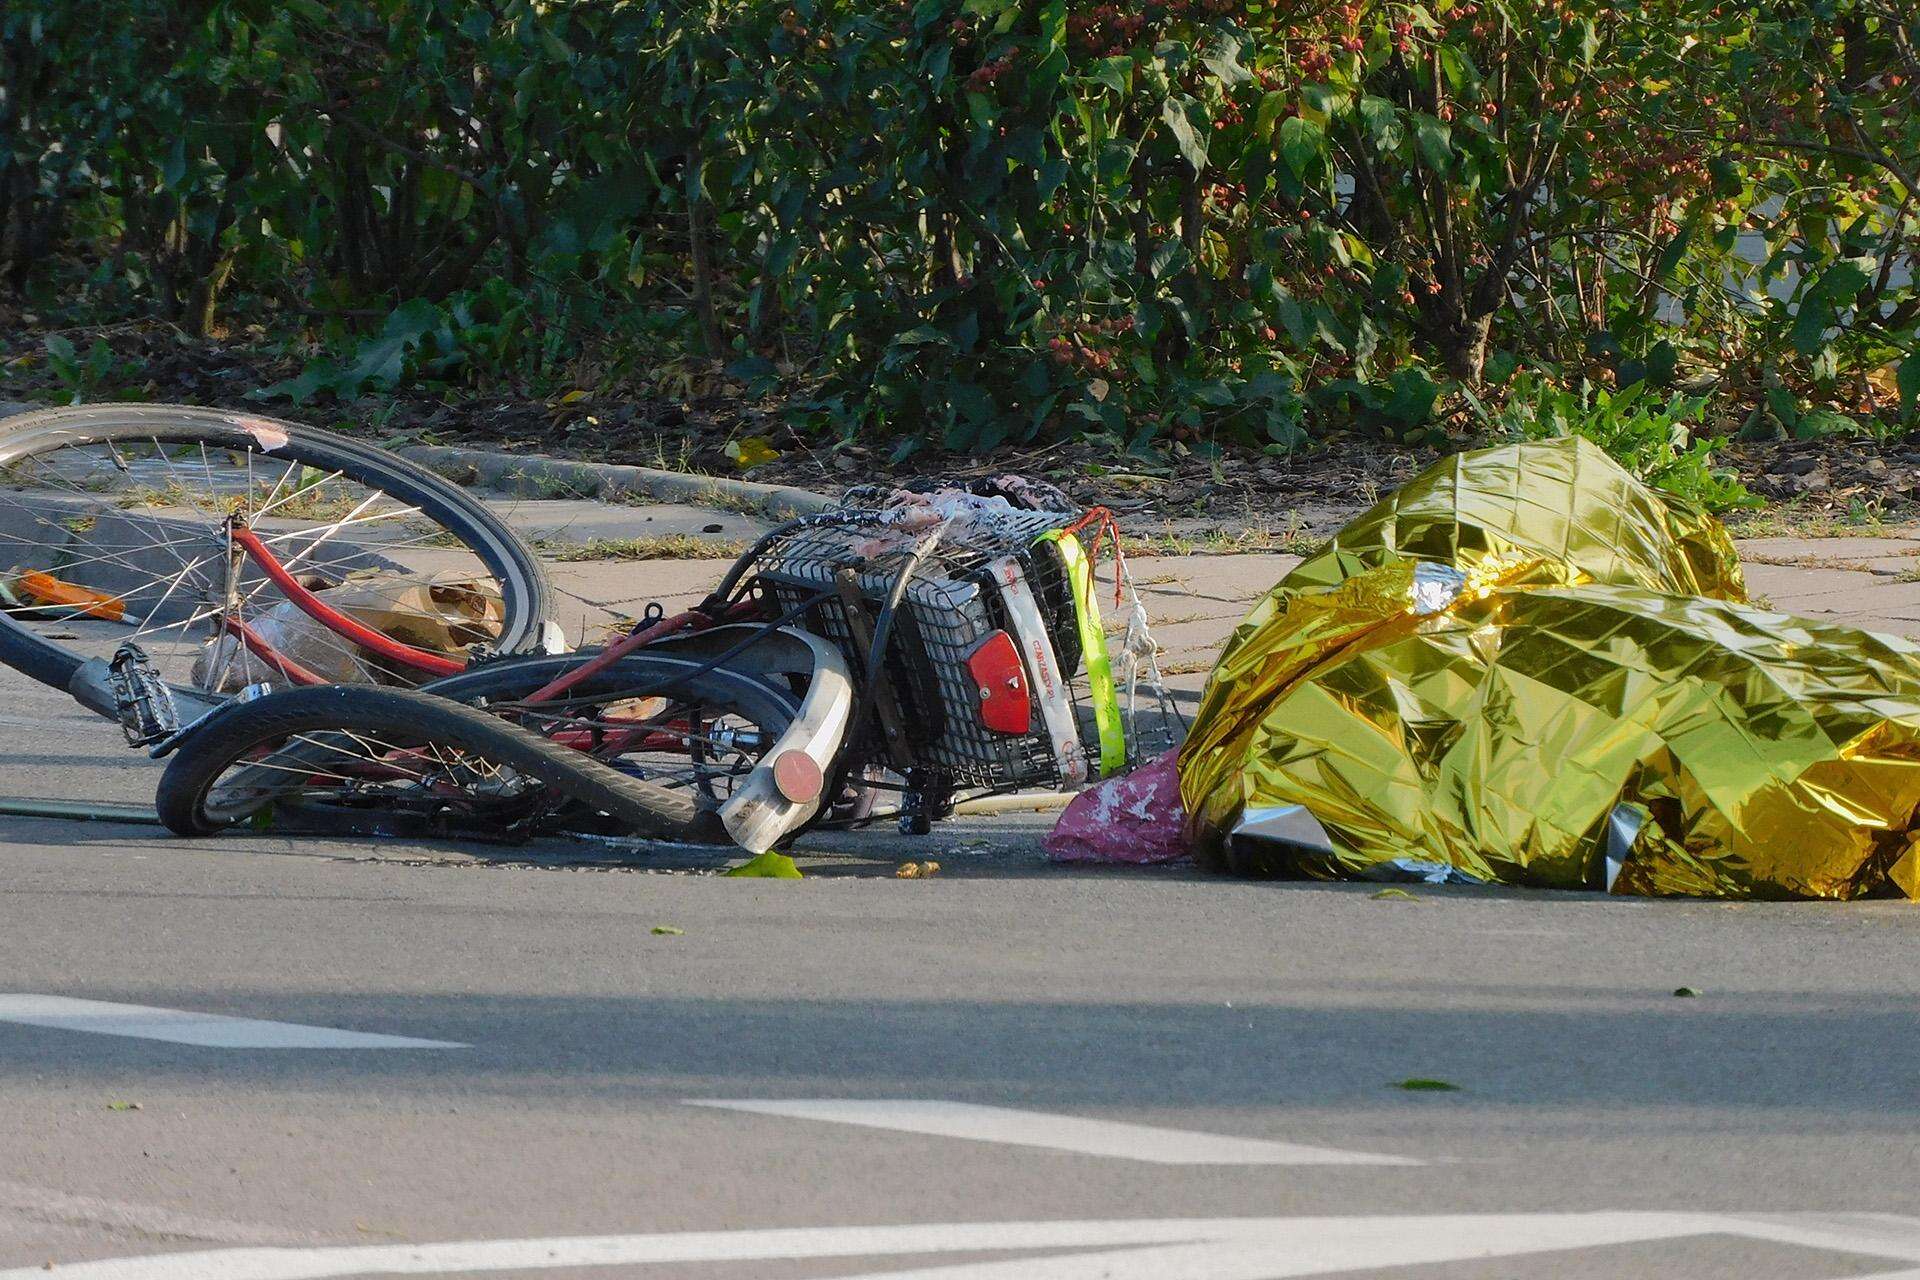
left=1179, top=435, right=1920, bottom=899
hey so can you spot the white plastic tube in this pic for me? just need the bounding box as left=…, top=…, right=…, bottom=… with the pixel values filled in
left=986, top=556, right=1087, bottom=789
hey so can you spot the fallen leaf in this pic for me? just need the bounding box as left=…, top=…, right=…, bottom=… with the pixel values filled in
left=557, top=389, right=590, bottom=404
left=1672, top=986, right=1700, bottom=998
left=1393, top=1078, right=1460, bottom=1092
left=651, top=925, right=685, bottom=936
left=105, top=1101, right=141, bottom=1112
left=724, top=437, right=780, bottom=470
left=725, top=851, right=802, bottom=879
left=1370, top=887, right=1419, bottom=900
left=895, top=860, right=942, bottom=879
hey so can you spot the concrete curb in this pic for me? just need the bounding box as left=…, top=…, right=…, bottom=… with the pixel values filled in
left=396, top=444, right=834, bottom=519
left=0, top=402, right=835, bottom=519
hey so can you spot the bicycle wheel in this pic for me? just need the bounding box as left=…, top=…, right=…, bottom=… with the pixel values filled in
left=155, top=685, right=723, bottom=841
left=424, top=649, right=802, bottom=814
left=0, top=403, right=548, bottom=710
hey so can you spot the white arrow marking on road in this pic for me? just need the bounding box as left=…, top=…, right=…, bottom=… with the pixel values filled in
left=686, top=1099, right=1418, bottom=1165
left=0, top=996, right=464, bottom=1049
left=9, top=1212, right=1920, bottom=1280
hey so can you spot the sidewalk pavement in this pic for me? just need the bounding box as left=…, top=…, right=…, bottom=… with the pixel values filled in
left=514, top=486, right=1920, bottom=696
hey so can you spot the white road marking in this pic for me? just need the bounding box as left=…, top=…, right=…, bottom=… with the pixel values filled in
left=8, top=1212, right=1920, bottom=1280
left=0, top=996, right=464, bottom=1049
left=686, top=1099, right=1417, bottom=1166
left=0, top=1182, right=315, bottom=1247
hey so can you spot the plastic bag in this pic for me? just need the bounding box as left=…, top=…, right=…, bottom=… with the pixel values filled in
left=1045, top=750, right=1189, bottom=864
left=192, top=575, right=501, bottom=691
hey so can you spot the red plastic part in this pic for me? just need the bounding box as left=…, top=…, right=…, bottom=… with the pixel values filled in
left=772, top=749, right=824, bottom=803
left=967, top=630, right=1031, bottom=736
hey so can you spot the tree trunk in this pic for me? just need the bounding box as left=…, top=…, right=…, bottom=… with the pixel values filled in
left=1437, top=312, right=1493, bottom=386
left=186, top=246, right=238, bottom=338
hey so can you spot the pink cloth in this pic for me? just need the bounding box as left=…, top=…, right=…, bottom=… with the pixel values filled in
left=1043, top=750, right=1191, bottom=864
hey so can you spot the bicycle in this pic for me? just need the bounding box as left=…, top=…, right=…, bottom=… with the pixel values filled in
left=0, top=404, right=1176, bottom=854
left=147, top=481, right=1181, bottom=853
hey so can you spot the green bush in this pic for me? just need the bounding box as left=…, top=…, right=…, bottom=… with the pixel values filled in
left=2, top=0, right=1915, bottom=457
left=1470, top=373, right=1756, bottom=511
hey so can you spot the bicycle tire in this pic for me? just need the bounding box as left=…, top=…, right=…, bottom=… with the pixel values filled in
left=155, top=684, right=722, bottom=841
left=428, top=648, right=814, bottom=814
left=0, top=403, right=548, bottom=703
left=424, top=651, right=801, bottom=733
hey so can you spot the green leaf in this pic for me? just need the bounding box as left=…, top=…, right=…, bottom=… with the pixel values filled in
left=1357, top=95, right=1401, bottom=150
left=1898, top=357, right=1920, bottom=420
left=1160, top=95, right=1208, bottom=172
left=1413, top=114, right=1452, bottom=172
left=1279, top=115, right=1325, bottom=180
left=1765, top=385, right=1803, bottom=428
left=1038, top=0, right=1067, bottom=49
left=948, top=380, right=993, bottom=425
left=1087, top=56, right=1132, bottom=93
left=1393, top=1078, right=1461, bottom=1092
left=1790, top=296, right=1835, bottom=358
left=725, top=851, right=803, bottom=878
left=1097, top=138, right=1137, bottom=184
left=1274, top=295, right=1311, bottom=345
left=1381, top=367, right=1440, bottom=427
left=342, top=298, right=443, bottom=392
left=1653, top=225, right=1692, bottom=282
left=1200, top=31, right=1252, bottom=85
left=1254, top=91, right=1291, bottom=141
left=1819, top=256, right=1874, bottom=303
left=1148, top=239, right=1188, bottom=281
left=161, top=137, right=187, bottom=191
left=1794, top=408, right=1856, bottom=439
left=1301, top=83, right=1351, bottom=118
left=1036, top=154, right=1068, bottom=198
left=651, top=925, right=685, bottom=936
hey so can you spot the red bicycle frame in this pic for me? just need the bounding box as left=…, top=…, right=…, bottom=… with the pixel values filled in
left=224, top=520, right=756, bottom=708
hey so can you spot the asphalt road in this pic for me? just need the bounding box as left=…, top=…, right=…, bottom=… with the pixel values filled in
left=5, top=689, right=1920, bottom=1276
left=7, top=560, right=1920, bottom=1277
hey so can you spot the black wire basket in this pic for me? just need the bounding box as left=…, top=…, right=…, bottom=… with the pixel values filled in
left=752, top=509, right=1098, bottom=793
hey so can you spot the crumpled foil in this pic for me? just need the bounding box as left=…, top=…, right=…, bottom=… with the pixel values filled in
left=1179, top=435, right=1920, bottom=899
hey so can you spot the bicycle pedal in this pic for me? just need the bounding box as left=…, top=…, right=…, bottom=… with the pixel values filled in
left=108, top=643, right=181, bottom=748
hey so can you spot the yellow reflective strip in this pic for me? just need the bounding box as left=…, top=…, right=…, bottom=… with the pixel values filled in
left=1039, top=530, right=1125, bottom=775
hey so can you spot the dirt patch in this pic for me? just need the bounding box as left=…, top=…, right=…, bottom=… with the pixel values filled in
left=5, top=319, right=1915, bottom=541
